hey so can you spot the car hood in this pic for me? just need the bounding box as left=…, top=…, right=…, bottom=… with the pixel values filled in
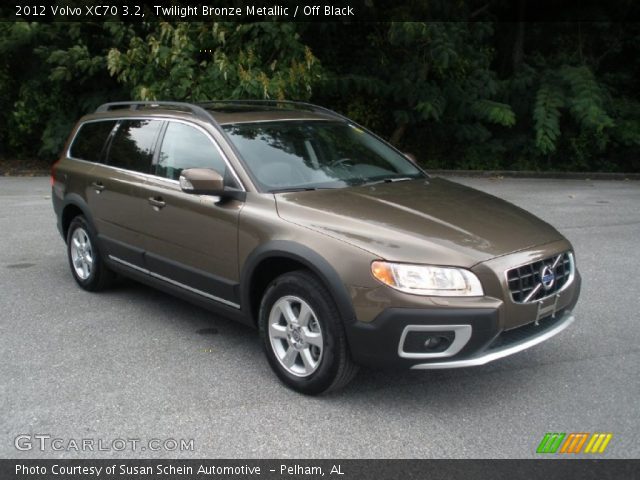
left=274, top=178, right=564, bottom=267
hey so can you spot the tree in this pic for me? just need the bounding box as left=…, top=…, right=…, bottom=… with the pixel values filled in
left=0, top=14, right=638, bottom=172
left=107, top=22, right=322, bottom=101
left=308, top=21, right=516, bottom=167
left=0, top=22, right=129, bottom=158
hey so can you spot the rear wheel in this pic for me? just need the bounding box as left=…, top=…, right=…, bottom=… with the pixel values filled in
left=66, top=215, right=114, bottom=291
left=259, top=270, right=358, bottom=394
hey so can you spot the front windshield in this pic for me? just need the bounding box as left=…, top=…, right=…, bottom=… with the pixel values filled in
left=222, top=120, right=424, bottom=192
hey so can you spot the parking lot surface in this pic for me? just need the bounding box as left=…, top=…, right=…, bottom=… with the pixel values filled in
left=1, top=175, right=638, bottom=458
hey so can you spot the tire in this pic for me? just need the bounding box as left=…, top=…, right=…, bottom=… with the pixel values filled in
left=258, top=270, right=358, bottom=395
left=66, top=215, right=114, bottom=291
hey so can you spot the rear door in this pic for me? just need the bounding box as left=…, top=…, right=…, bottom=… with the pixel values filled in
left=137, top=120, right=244, bottom=308
left=64, top=119, right=116, bottom=216
left=87, top=118, right=163, bottom=269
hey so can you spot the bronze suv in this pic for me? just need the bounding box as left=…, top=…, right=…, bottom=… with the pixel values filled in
left=52, top=101, right=581, bottom=394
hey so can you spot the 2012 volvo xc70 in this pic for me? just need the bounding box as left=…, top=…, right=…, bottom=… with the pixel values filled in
left=51, top=100, right=581, bottom=394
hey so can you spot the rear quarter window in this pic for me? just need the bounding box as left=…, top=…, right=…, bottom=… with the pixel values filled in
left=68, top=120, right=117, bottom=162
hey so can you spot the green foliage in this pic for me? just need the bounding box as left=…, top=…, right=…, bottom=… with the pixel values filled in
left=315, top=20, right=638, bottom=171
left=532, top=65, right=615, bottom=156
left=0, top=22, right=128, bottom=157
left=560, top=66, right=613, bottom=132
left=0, top=18, right=638, bottom=172
left=533, top=81, right=564, bottom=154
left=610, top=98, right=640, bottom=147
left=471, top=100, right=516, bottom=127
left=107, top=23, right=321, bottom=101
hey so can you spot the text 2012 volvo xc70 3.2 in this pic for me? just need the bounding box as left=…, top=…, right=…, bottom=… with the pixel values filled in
left=51, top=100, right=581, bottom=394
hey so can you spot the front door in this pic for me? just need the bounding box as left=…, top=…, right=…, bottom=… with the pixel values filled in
left=138, top=120, right=243, bottom=308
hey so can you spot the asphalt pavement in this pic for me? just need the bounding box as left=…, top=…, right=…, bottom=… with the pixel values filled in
left=1, top=175, right=638, bottom=459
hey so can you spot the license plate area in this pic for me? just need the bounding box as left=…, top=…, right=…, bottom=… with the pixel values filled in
left=535, top=294, right=561, bottom=324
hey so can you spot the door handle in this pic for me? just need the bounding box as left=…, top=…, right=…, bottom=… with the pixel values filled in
left=148, top=196, right=166, bottom=209
left=91, top=181, right=105, bottom=193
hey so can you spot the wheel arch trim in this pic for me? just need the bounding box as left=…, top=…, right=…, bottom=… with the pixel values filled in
left=240, top=240, right=357, bottom=326
left=59, top=194, right=96, bottom=239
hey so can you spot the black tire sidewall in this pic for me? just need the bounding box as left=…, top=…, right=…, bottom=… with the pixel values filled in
left=259, top=272, right=345, bottom=395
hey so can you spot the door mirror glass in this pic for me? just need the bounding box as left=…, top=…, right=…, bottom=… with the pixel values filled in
left=179, top=168, right=224, bottom=195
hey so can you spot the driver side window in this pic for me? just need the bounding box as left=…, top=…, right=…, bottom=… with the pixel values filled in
left=156, top=122, right=226, bottom=181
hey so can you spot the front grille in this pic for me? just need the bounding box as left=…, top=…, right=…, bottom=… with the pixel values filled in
left=506, top=252, right=573, bottom=303
left=488, top=310, right=565, bottom=350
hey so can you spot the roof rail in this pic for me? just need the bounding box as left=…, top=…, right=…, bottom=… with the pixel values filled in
left=96, top=99, right=349, bottom=123
left=95, top=101, right=218, bottom=124
left=198, top=99, right=348, bottom=122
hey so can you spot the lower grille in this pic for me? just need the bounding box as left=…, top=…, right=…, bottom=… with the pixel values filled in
left=489, top=310, right=566, bottom=350
left=506, top=252, right=574, bottom=303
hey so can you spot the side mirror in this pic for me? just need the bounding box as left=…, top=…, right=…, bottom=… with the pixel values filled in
left=404, top=153, right=417, bottom=164
left=179, top=168, right=224, bottom=195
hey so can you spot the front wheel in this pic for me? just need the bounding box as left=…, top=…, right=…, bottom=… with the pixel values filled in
left=259, top=270, right=358, bottom=395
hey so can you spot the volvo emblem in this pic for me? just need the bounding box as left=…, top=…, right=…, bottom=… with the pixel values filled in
left=540, top=265, right=555, bottom=290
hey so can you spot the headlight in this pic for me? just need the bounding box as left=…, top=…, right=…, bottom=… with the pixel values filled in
left=371, top=261, right=484, bottom=297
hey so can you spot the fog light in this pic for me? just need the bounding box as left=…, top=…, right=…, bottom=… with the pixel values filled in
left=403, top=331, right=454, bottom=354
left=424, top=336, right=441, bottom=349
left=424, top=335, right=453, bottom=351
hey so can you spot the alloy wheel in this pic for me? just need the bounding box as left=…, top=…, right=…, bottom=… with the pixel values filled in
left=268, top=295, right=324, bottom=377
left=70, top=227, right=93, bottom=280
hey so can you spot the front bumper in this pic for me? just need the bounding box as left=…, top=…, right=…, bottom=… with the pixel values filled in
left=410, top=310, right=574, bottom=369
left=345, top=269, right=580, bottom=369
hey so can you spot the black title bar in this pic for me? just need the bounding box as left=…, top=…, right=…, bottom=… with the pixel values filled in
left=3, top=0, right=640, bottom=22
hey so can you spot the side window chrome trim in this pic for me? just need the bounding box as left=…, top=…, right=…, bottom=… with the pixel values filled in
left=66, top=116, right=247, bottom=192
left=73, top=158, right=179, bottom=184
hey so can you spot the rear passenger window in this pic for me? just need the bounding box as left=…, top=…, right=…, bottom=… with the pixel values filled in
left=156, top=122, right=226, bottom=181
left=69, top=121, right=116, bottom=162
left=107, top=119, right=162, bottom=173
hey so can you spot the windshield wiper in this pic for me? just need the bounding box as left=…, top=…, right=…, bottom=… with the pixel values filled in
left=359, top=177, right=414, bottom=187
left=271, top=178, right=413, bottom=193
left=270, top=187, right=318, bottom=193
left=270, top=186, right=340, bottom=193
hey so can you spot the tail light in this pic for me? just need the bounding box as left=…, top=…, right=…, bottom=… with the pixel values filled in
left=50, top=160, right=60, bottom=187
